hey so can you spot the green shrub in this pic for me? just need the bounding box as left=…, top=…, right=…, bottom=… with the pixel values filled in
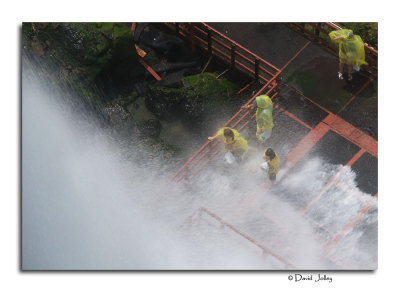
left=339, top=22, right=378, bottom=48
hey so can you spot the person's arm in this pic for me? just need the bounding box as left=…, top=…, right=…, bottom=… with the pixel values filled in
left=241, top=103, right=256, bottom=110
left=334, top=35, right=345, bottom=41
left=208, top=128, right=224, bottom=141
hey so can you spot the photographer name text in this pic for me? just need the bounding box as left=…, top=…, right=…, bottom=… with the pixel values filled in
left=288, top=273, right=333, bottom=283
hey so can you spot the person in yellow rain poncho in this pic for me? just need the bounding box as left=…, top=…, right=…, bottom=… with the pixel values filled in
left=329, top=29, right=368, bottom=81
left=208, top=127, right=248, bottom=164
left=260, top=148, right=280, bottom=183
left=241, top=95, right=274, bottom=142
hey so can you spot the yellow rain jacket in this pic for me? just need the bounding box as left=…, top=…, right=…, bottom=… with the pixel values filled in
left=268, top=153, right=280, bottom=175
left=329, top=29, right=368, bottom=67
left=214, top=127, right=249, bottom=158
left=255, top=95, right=274, bottom=139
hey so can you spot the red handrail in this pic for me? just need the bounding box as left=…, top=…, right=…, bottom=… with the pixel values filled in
left=201, top=23, right=280, bottom=72
left=166, top=23, right=280, bottom=83
left=201, top=207, right=296, bottom=269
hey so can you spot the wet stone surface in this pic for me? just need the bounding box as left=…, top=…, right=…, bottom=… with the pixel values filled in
left=280, top=130, right=361, bottom=189
left=338, top=81, right=378, bottom=140
left=351, top=152, right=378, bottom=195
left=283, top=54, right=367, bottom=114
left=208, top=22, right=310, bottom=69
left=264, top=108, right=311, bottom=161
left=305, top=130, right=361, bottom=166
left=276, top=86, right=329, bottom=128
left=207, top=22, right=377, bottom=141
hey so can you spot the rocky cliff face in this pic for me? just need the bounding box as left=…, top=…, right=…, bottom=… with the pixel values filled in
left=22, top=23, right=239, bottom=161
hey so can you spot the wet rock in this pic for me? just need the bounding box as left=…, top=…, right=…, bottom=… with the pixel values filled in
left=137, top=119, right=162, bottom=138
left=38, top=23, right=110, bottom=69
left=145, top=85, right=182, bottom=120
left=180, top=72, right=238, bottom=123
left=95, top=32, right=143, bottom=100
left=123, top=90, right=140, bottom=105
left=22, top=23, right=143, bottom=103
left=140, top=137, right=180, bottom=162
left=138, top=24, right=198, bottom=62
left=30, top=36, right=44, bottom=56
left=126, top=97, right=154, bottom=120
left=146, top=72, right=238, bottom=125
left=134, top=82, right=149, bottom=95
left=157, top=68, right=199, bottom=88
left=103, top=103, right=131, bottom=129
left=137, top=43, right=162, bottom=67
left=133, top=22, right=149, bottom=42
left=152, top=61, right=198, bottom=74
left=139, top=25, right=184, bottom=59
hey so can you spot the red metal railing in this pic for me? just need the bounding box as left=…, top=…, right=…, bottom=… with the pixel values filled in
left=195, top=207, right=296, bottom=269
left=163, top=23, right=281, bottom=84
left=323, top=192, right=378, bottom=255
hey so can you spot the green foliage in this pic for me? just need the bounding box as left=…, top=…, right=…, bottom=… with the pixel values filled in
left=113, top=25, right=130, bottom=38
left=182, top=72, right=237, bottom=101
left=89, top=23, right=131, bottom=39
left=92, top=22, right=114, bottom=31
left=289, top=22, right=378, bottom=50
left=147, top=73, right=238, bottom=122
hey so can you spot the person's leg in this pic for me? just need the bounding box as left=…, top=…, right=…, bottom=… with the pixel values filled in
left=257, top=123, right=272, bottom=142
left=269, top=173, right=276, bottom=183
left=347, top=64, right=353, bottom=80
left=259, top=130, right=271, bottom=142
left=347, top=64, right=353, bottom=73
left=338, top=63, right=344, bottom=80
left=256, top=125, right=262, bottom=140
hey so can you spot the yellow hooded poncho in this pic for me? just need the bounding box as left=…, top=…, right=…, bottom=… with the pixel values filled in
left=214, top=127, right=248, bottom=158
left=255, top=95, right=274, bottom=139
left=268, top=154, right=280, bottom=175
left=329, top=29, right=368, bottom=67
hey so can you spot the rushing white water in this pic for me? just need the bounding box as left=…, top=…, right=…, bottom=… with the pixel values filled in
left=22, top=59, right=377, bottom=270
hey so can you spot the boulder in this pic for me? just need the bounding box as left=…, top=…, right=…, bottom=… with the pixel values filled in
left=137, top=119, right=162, bottom=138
left=138, top=24, right=200, bottom=63
left=146, top=72, right=238, bottom=126
left=22, top=23, right=144, bottom=102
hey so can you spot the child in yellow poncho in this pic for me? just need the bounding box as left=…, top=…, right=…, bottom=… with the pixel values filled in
left=260, top=148, right=280, bottom=182
left=329, top=29, right=368, bottom=81
left=208, top=127, right=248, bottom=163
